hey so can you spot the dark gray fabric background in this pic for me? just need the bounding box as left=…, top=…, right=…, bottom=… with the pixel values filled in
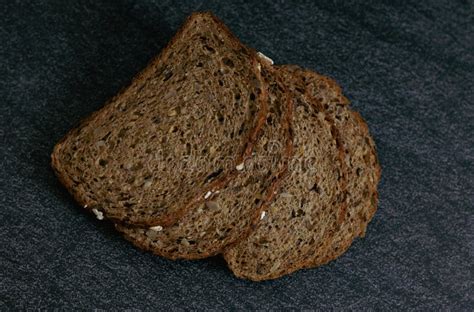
left=1, top=0, right=473, bottom=310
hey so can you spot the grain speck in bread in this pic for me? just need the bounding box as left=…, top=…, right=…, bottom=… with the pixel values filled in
left=51, top=12, right=268, bottom=227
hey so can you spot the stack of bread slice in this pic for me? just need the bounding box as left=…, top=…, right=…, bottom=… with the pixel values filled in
left=51, top=12, right=380, bottom=281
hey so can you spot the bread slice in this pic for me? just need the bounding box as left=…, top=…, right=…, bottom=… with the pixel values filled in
left=51, top=12, right=269, bottom=227
left=115, top=59, right=294, bottom=259
left=223, top=66, right=347, bottom=281
left=281, top=66, right=380, bottom=267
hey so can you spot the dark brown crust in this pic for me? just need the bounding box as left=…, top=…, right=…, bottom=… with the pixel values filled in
left=51, top=12, right=269, bottom=227
left=350, top=110, right=381, bottom=236
left=116, top=60, right=294, bottom=259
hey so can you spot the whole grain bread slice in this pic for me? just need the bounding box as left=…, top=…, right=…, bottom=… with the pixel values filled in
left=223, top=66, right=347, bottom=281
left=115, top=58, right=293, bottom=259
left=51, top=12, right=268, bottom=227
left=281, top=65, right=380, bottom=267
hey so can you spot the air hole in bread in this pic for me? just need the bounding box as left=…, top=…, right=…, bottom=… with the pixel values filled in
left=222, top=57, right=234, bottom=68
left=151, top=116, right=161, bottom=124
left=203, top=45, right=216, bottom=53
left=204, top=168, right=223, bottom=183
left=123, top=202, right=134, bottom=209
left=266, top=115, right=273, bottom=125
left=237, top=122, right=245, bottom=136
left=131, top=162, right=143, bottom=171
left=117, top=128, right=127, bottom=138
left=309, top=182, right=320, bottom=193
left=163, top=71, right=173, bottom=82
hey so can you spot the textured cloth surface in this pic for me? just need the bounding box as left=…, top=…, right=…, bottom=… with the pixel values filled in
left=1, top=1, right=472, bottom=310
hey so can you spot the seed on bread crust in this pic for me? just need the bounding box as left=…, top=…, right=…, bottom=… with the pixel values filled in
left=257, top=52, right=274, bottom=65
left=92, top=208, right=104, bottom=220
